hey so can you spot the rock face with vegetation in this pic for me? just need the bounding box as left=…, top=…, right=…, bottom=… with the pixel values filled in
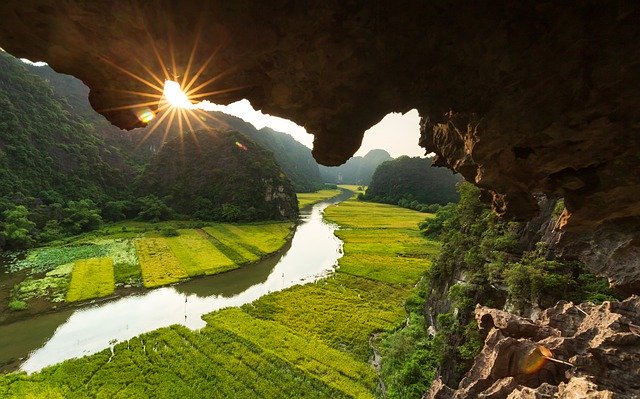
left=365, top=156, right=461, bottom=206
left=138, top=130, right=298, bottom=222
left=426, top=296, right=640, bottom=399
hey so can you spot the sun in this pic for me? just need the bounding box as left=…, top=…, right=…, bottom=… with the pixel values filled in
left=98, top=29, right=245, bottom=149
left=163, top=80, right=194, bottom=109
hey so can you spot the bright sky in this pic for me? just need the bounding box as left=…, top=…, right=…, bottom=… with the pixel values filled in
left=201, top=99, right=425, bottom=158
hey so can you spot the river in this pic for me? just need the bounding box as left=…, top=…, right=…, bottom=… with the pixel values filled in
left=0, top=189, right=352, bottom=374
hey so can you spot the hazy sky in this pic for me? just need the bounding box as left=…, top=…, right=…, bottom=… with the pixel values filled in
left=205, top=100, right=425, bottom=159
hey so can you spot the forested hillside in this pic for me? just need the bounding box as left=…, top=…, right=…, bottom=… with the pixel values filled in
left=365, top=156, right=461, bottom=206
left=0, top=51, right=134, bottom=202
left=138, top=130, right=298, bottom=222
left=319, top=149, right=391, bottom=185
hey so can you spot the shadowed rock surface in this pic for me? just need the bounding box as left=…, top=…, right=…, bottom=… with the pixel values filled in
left=425, top=297, right=640, bottom=399
left=0, top=3, right=638, bottom=284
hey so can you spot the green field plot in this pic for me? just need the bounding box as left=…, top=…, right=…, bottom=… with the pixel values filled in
left=66, top=257, right=115, bottom=302
left=334, top=229, right=438, bottom=284
left=198, top=228, right=260, bottom=264
left=243, top=273, right=409, bottom=362
left=205, top=308, right=377, bottom=398
left=325, top=200, right=427, bottom=229
left=164, top=229, right=235, bottom=276
left=297, top=189, right=342, bottom=208
left=204, top=222, right=292, bottom=257
left=135, top=238, right=188, bottom=288
left=0, top=324, right=361, bottom=398
left=337, top=184, right=366, bottom=196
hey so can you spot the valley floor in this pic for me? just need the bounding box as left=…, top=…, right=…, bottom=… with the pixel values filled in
left=0, top=192, right=438, bottom=398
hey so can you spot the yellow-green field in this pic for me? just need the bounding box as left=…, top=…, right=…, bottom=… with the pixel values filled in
left=165, top=230, right=235, bottom=276
left=297, top=189, right=342, bottom=208
left=135, top=237, right=189, bottom=288
left=0, top=199, right=438, bottom=398
left=203, top=222, right=292, bottom=256
left=65, top=258, right=115, bottom=302
left=338, top=184, right=367, bottom=196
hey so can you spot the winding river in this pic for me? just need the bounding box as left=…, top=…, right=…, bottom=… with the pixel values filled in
left=0, top=189, right=352, bottom=374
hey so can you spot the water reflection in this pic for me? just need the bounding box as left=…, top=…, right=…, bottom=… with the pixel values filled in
left=8, top=190, right=350, bottom=374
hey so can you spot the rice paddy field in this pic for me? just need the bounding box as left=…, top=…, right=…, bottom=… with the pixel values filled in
left=0, top=197, right=439, bottom=398
left=297, top=189, right=342, bottom=208
left=65, top=258, right=114, bottom=302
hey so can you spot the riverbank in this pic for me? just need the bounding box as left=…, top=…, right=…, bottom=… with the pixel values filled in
left=0, top=194, right=437, bottom=397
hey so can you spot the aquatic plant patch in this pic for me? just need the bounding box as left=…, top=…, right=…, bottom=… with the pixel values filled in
left=66, top=257, right=115, bottom=302
left=9, top=244, right=110, bottom=274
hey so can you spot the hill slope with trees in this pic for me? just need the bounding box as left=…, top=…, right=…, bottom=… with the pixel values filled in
left=138, top=130, right=298, bottom=222
left=365, top=156, right=462, bottom=206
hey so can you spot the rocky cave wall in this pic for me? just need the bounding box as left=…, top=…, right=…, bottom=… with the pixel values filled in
left=0, top=1, right=639, bottom=290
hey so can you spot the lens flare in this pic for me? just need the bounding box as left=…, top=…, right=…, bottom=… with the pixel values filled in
left=137, top=108, right=155, bottom=123
left=235, top=141, right=248, bottom=151
left=520, top=345, right=552, bottom=374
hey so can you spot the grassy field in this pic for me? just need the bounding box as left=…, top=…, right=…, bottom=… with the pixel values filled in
left=338, top=184, right=367, bottom=196
left=297, top=189, right=342, bottom=208
left=0, top=199, right=437, bottom=398
left=66, top=258, right=115, bottom=302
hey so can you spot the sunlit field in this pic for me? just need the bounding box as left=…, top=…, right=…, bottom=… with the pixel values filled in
left=0, top=197, right=438, bottom=398
left=297, top=189, right=342, bottom=208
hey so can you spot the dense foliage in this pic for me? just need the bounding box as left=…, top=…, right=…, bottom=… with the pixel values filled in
left=379, top=182, right=619, bottom=395
left=0, top=52, right=134, bottom=202
left=365, top=156, right=462, bottom=206
left=138, top=130, right=298, bottom=222
left=319, top=149, right=392, bottom=185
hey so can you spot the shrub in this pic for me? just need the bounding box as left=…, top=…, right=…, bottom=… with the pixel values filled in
left=161, top=228, right=180, bottom=237
left=9, top=299, right=28, bottom=311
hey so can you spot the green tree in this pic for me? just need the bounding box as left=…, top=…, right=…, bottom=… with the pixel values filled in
left=137, top=195, right=173, bottom=222
left=1, top=205, right=36, bottom=248
left=62, top=199, right=102, bottom=234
